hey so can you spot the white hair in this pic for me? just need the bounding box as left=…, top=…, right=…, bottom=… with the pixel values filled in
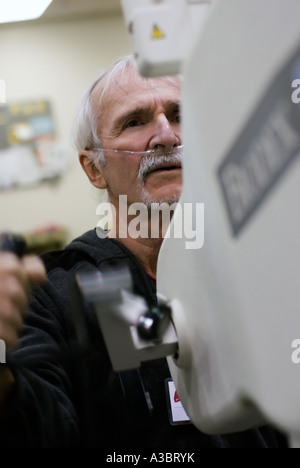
left=72, top=55, right=138, bottom=168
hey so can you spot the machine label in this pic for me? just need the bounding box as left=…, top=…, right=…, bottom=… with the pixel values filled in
left=165, top=378, right=191, bottom=425
left=218, top=45, right=300, bottom=236
left=151, top=24, right=165, bottom=40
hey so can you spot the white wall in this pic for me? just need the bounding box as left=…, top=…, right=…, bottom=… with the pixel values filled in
left=0, top=13, right=131, bottom=244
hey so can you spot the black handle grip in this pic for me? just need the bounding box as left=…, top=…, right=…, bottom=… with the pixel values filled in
left=0, top=232, right=27, bottom=257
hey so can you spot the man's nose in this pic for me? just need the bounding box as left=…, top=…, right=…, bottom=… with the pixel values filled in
left=149, top=115, right=181, bottom=149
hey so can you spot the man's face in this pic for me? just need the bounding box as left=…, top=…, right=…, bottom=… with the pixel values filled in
left=94, top=67, right=182, bottom=209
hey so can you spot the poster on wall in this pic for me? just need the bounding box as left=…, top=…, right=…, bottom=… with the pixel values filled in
left=0, top=99, right=69, bottom=190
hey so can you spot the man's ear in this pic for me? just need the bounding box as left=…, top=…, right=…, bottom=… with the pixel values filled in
left=79, top=151, right=107, bottom=189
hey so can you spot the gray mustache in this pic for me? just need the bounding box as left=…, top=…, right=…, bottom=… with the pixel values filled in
left=138, top=147, right=183, bottom=183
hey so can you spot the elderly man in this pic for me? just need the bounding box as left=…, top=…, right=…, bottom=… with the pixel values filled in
left=0, top=56, right=282, bottom=448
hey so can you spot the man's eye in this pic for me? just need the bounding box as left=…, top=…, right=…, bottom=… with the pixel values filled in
left=125, top=119, right=142, bottom=128
left=173, top=113, right=181, bottom=124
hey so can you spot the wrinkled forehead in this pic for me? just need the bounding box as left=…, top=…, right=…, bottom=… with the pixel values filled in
left=91, top=66, right=181, bottom=115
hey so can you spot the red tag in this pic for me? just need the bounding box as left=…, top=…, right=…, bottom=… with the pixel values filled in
left=174, top=391, right=180, bottom=403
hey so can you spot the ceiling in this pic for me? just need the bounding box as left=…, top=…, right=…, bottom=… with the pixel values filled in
left=38, top=0, right=122, bottom=22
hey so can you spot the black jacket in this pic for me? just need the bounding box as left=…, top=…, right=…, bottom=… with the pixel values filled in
left=0, top=229, right=284, bottom=448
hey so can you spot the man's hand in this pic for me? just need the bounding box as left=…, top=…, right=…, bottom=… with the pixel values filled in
left=0, top=252, right=46, bottom=349
left=0, top=252, right=46, bottom=406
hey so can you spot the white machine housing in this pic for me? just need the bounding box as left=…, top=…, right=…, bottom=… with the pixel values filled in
left=120, top=0, right=211, bottom=76
left=121, top=0, right=300, bottom=447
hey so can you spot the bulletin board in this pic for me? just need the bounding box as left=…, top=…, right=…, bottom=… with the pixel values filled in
left=0, top=99, right=68, bottom=190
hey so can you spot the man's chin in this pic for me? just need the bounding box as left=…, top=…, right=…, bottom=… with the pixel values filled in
left=140, top=188, right=181, bottom=208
